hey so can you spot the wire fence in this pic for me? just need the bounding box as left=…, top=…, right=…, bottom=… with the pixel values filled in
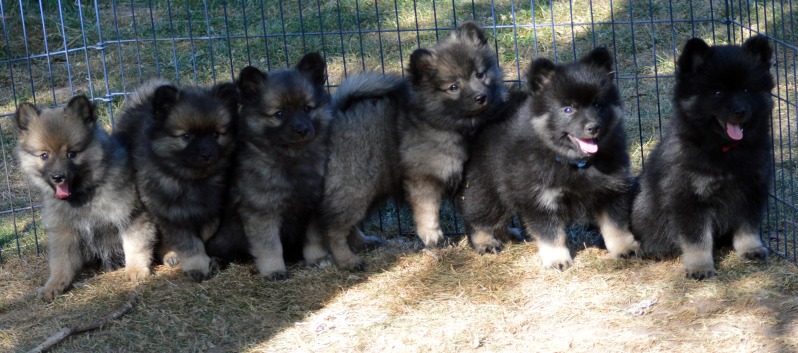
left=0, top=0, right=795, bottom=264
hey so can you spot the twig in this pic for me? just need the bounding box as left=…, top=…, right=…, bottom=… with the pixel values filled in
left=27, top=292, right=139, bottom=353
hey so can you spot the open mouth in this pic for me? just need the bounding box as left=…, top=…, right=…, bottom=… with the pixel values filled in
left=567, top=134, right=599, bottom=155
left=718, top=118, right=743, bottom=141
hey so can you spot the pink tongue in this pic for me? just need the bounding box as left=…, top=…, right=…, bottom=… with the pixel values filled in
left=726, top=123, right=743, bottom=141
left=55, top=184, right=70, bottom=199
left=575, top=138, right=598, bottom=154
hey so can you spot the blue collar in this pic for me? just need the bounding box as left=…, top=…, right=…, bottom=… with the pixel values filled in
left=555, top=156, right=592, bottom=169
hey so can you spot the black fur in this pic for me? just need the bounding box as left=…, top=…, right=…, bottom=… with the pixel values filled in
left=459, top=47, right=640, bottom=269
left=114, top=80, right=239, bottom=282
left=631, top=35, right=775, bottom=280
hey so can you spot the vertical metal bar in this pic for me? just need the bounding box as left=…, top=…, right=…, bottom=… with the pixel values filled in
left=76, top=1, right=96, bottom=98
left=202, top=0, right=217, bottom=82
left=128, top=0, right=144, bottom=81
left=56, top=0, right=75, bottom=96
left=146, top=0, right=161, bottom=76
left=222, top=2, right=236, bottom=81
left=36, top=0, right=58, bottom=103
left=166, top=0, right=181, bottom=83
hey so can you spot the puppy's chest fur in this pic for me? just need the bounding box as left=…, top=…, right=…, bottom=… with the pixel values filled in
left=399, top=127, right=468, bottom=188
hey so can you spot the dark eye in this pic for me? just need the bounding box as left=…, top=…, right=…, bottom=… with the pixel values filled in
left=593, top=102, right=602, bottom=109
left=304, top=105, right=313, bottom=112
left=181, top=133, right=191, bottom=141
left=39, top=153, right=49, bottom=161
left=448, top=84, right=459, bottom=92
left=66, top=151, right=77, bottom=159
left=563, top=107, right=573, bottom=114
left=274, top=110, right=284, bottom=118
left=212, top=131, right=220, bottom=138
left=714, top=91, right=723, bottom=97
left=476, top=72, right=485, bottom=79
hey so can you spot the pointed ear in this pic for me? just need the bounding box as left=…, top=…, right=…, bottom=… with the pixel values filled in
left=151, top=85, right=179, bottom=122
left=211, top=82, right=239, bottom=111
left=296, top=52, right=327, bottom=87
left=14, top=102, right=39, bottom=132
left=742, top=34, right=773, bottom=68
left=677, top=38, right=711, bottom=74
left=408, top=48, right=435, bottom=85
left=580, top=47, right=613, bottom=73
left=453, top=21, right=488, bottom=48
left=237, top=66, right=266, bottom=101
left=526, top=58, right=557, bottom=94
left=65, top=95, right=96, bottom=126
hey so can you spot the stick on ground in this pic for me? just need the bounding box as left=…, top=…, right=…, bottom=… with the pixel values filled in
left=26, top=292, right=139, bottom=353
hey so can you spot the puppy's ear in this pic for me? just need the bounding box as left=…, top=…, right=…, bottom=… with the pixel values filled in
left=296, top=52, right=327, bottom=87
left=453, top=21, right=488, bottom=48
left=526, top=58, right=557, bottom=94
left=65, top=95, right=96, bottom=126
left=211, top=82, right=240, bottom=112
left=408, top=48, right=435, bottom=86
left=742, top=34, right=773, bottom=68
left=14, top=102, right=39, bottom=133
left=581, top=47, right=614, bottom=74
left=151, top=85, right=179, bottom=122
left=237, top=66, right=267, bottom=101
left=677, top=38, right=711, bottom=74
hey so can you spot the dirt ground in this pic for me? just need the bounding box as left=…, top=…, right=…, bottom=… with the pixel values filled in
left=1, top=237, right=797, bottom=353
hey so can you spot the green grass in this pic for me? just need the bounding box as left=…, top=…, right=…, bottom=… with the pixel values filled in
left=0, top=0, right=796, bottom=261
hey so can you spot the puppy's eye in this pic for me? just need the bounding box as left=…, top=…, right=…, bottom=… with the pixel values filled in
left=476, top=72, right=485, bottom=79
left=714, top=91, right=723, bottom=97
left=212, top=132, right=220, bottom=138
left=304, top=105, right=313, bottom=112
left=274, top=110, right=284, bottom=118
left=180, top=133, right=191, bottom=141
left=593, top=102, right=602, bottom=109
left=448, top=84, right=459, bottom=92
left=563, top=107, right=574, bottom=114
left=66, top=151, right=77, bottom=159
left=39, top=152, right=49, bottom=161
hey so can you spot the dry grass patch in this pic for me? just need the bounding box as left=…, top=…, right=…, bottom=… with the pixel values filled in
left=1, top=238, right=796, bottom=352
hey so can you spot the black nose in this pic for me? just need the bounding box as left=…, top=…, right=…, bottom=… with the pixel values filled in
left=291, top=122, right=312, bottom=137
left=733, top=108, right=747, bottom=117
left=474, top=93, right=487, bottom=105
left=585, top=123, right=601, bottom=136
left=51, top=173, right=65, bottom=184
left=200, top=153, right=212, bottom=161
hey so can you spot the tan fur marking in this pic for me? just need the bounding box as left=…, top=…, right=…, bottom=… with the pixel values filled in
left=596, top=211, right=640, bottom=258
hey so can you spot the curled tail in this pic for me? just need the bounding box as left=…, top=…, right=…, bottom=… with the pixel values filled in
left=333, top=73, right=411, bottom=112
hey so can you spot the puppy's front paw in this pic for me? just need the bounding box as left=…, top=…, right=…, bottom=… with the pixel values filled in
left=538, top=244, right=573, bottom=271
left=125, top=266, right=152, bottom=282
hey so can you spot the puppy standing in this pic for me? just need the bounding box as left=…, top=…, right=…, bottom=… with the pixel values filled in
left=206, top=53, right=332, bottom=280
left=114, top=80, right=239, bottom=282
left=631, top=36, right=775, bottom=279
left=322, top=21, right=508, bottom=271
left=15, top=96, right=156, bottom=300
left=458, top=48, right=640, bottom=269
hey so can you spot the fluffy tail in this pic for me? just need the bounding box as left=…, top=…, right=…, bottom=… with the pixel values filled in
left=125, top=78, right=172, bottom=108
left=332, top=72, right=410, bottom=112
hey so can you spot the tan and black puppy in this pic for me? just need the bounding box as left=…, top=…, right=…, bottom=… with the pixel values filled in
left=322, top=21, right=508, bottom=271
left=206, top=53, right=332, bottom=280
left=114, top=79, right=239, bottom=282
left=15, top=96, right=156, bottom=300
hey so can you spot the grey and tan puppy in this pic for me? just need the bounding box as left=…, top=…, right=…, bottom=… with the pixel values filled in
left=15, top=96, right=156, bottom=300
left=114, top=79, right=239, bottom=282
left=322, top=21, right=508, bottom=271
left=206, top=53, right=332, bottom=280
